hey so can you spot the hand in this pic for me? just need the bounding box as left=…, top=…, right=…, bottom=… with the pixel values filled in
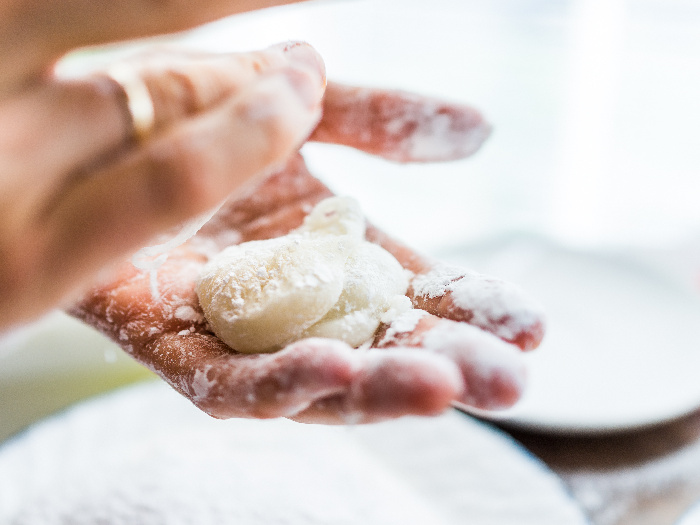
left=0, top=39, right=326, bottom=330
left=70, top=80, right=544, bottom=424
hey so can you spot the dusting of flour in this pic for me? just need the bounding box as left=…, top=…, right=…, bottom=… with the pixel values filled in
left=379, top=308, right=427, bottom=346
left=0, top=382, right=587, bottom=525
left=412, top=264, right=544, bottom=342
left=132, top=205, right=222, bottom=299
left=196, top=197, right=411, bottom=353
left=385, top=98, right=492, bottom=162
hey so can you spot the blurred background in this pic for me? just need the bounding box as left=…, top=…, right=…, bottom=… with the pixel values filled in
left=182, top=0, right=700, bottom=254
left=2, top=1, right=700, bottom=523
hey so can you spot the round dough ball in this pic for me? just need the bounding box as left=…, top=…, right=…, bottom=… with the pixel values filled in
left=196, top=197, right=410, bottom=354
left=196, top=234, right=354, bottom=353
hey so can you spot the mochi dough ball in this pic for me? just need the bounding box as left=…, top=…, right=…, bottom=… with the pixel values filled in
left=195, top=197, right=411, bottom=354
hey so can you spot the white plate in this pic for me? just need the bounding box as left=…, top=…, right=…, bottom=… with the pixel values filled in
left=441, top=236, right=700, bottom=434
left=0, top=382, right=587, bottom=525
left=677, top=501, right=700, bottom=525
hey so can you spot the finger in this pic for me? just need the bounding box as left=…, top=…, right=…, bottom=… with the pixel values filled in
left=365, top=226, right=546, bottom=351
left=310, top=82, right=492, bottom=162
left=409, top=264, right=546, bottom=351
left=290, top=348, right=464, bottom=425
left=197, top=76, right=493, bottom=240
left=11, top=60, right=324, bottom=326
left=103, top=42, right=326, bottom=142
left=375, top=311, right=527, bottom=411
left=1, top=43, right=325, bottom=186
left=2, top=0, right=309, bottom=90
left=155, top=336, right=361, bottom=420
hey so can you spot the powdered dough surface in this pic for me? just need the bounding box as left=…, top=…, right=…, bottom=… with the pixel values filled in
left=0, top=382, right=588, bottom=525
left=196, top=197, right=411, bottom=353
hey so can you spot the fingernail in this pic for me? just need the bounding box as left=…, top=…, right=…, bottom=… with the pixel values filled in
left=269, top=41, right=324, bottom=71
left=273, top=41, right=326, bottom=84
left=283, top=41, right=325, bottom=73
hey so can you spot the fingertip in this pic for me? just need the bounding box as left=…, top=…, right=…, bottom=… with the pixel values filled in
left=474, top=355, right=527, bottom=410
left=511, top=322, right=546, bottom=352
left=354, top=350, right=464, bottom=417
left=420, top=322, right=528, bottom=411
left=264, top=41, right=326, bottom=112
left=452, top=275, right=546, bottom=352
left=277, top=41, right=327, bottom=89
left=281, top=66, right=325, bottom=113
left=238, top=68, right=324, bottom=157
left=413, top=267, right=547, bottom=352
left=405, top=353, right=465, bottom=415
left=462, top=338, right=528, bottom=411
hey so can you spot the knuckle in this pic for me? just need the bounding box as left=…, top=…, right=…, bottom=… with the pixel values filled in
left=147, top=67, right=201, bottom=124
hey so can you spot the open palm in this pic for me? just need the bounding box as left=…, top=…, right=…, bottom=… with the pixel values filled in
left=70, top=82, right=544, bottom=424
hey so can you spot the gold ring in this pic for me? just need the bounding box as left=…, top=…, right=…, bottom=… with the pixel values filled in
left=105, top=63, right=155, bottom=143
